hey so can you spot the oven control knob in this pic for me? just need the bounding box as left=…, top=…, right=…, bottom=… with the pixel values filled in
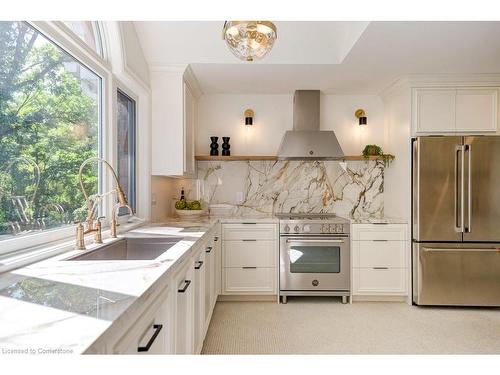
left=302, top=224, right=311, bottom=233
left=312, top=279, right=319, bottom=287
left=330, top=224, right=336, bottom=233
left=283, top=225, right=290, bottom=233
left=321, top=224, right=327, bottom=233
left=337, top=224, right=344, bottom=233
left=294, top=225, right=300, bottom=233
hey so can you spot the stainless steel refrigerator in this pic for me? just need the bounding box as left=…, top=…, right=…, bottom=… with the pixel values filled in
left=412, top=136, right=500, bottom=306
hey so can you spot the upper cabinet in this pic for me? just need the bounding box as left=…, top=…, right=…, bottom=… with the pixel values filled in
left=413, top=87, right=499, bottom=134
left=151, top=66, right=201, bottom=177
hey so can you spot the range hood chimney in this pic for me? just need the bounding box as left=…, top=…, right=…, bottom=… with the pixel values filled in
left=277, top=90, right=344, bottom=160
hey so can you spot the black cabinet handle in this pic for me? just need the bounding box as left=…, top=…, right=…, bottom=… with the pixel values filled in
left=373, top=267, right=389, bottom=270
left=205, top=246, right=213, bottom=253
left=242, top=266, right=257, bottom=269
left=373, top=239, right=388, bottom=242
left=178, top=279, right=191, bottom=293
left=242, top=222, right=257, bottom=225
left=242, top=239, right=257, bottom=242
left=214, top=236, right=219, bottom=242
left=137, top=324, right=163, bottom=352
left=194, top=261, right=204, bottom=270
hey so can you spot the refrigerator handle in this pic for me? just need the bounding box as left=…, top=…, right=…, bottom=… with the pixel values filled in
left=466, top=144, right=472, bottom=233
left=454, top=145, right=465, bottom=233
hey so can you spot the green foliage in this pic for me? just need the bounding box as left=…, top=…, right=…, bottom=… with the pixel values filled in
left=0, top=21, right=99, bottom=236
left=362, top=144, right=395, bottom=167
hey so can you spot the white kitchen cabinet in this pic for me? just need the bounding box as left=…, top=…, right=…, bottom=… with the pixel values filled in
left=455, top=89, right=498, bottom=132
left=221, top=223, right=278, bottom=296
left=112, top=288, right=172, bottom=354
left=351, top=224, right=408, bottom=298
left=353, top=268, right=407, bottom=295
left=414, top=88, right=456, bottom=133
left=173, top=258, right=195, bottom=354
left=192, top=246, right=206, bottom=354
left=151, top=66, right=200, bottom=177
left=203, top=236, right=217, bottom=336
left=413, top=87, right=499, bottom=134
left=223, top=240, right=276, bottom=268
left=223, top=268, right=276, bottom=294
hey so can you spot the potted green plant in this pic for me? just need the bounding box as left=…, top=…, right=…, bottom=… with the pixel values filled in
left=362, top=144, right=395, bottom=167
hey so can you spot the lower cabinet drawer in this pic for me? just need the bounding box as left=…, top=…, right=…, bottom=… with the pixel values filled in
left=352, top=241, right=406, bottom=268
left=352, top=268, right=407, bottom=295
left=222, top=267, right=276, bottom=294
left=112, top=289, right=170, bottom=354
left=222, top=224, right=277, bottom=241
left=223, top=240, right=276, bottom=268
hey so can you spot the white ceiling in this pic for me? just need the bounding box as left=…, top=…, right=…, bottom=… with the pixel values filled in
left=133, top=21, right=369, bottom=65
left=134, top=21, right=500, bottom=94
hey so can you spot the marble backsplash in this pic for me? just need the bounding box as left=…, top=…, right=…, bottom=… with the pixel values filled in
left=196, top=160, right=384, bottom=219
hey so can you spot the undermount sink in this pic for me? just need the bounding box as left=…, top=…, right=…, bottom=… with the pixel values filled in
left=66, top=236, right=183, bottom=261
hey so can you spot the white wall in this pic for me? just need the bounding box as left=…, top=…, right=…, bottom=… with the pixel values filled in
left=321, top=94, right=386, bottom=155
left=120, top=22, right=150, bottom=88
left=383, top=88, right=412, bottom=220
left=196, top=94, right=386, bottom=156
left=196, top=94, right=292, bottom=156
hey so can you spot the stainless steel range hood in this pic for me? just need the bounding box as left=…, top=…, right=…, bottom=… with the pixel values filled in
left=277, top=90, right=344, bottom=160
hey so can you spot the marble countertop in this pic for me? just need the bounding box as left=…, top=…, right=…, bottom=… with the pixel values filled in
left=349, top=217, right=408, bottom=224
left=0, top=220, right=218, bottom=354
left=162, top=214, right=278, bottom=224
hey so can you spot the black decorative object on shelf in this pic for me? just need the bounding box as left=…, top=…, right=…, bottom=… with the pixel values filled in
left=221, top=137, right=231, bottom=156
left=210, top=136, right=219, bottom=156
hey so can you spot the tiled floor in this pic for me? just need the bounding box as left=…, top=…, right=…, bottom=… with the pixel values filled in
left=202, top=298, right=500, bottom=354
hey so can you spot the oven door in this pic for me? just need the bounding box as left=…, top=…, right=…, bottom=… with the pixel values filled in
left=280, top=236, right=350, bottom=291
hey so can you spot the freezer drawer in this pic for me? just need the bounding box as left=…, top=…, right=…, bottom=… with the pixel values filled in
left=413, top=242, right=500, bottom=306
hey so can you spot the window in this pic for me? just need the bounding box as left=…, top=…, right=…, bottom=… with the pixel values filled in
left=62, top=21, right=103, bottom=57
left=0, top=21, right=101, bottom=244
left=116, top=90, right=136, bottom=213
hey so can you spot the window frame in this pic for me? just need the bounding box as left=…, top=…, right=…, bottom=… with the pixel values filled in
left=116, top=87, right=137, bottom=214
left=0, top=21, right=116, bottom=256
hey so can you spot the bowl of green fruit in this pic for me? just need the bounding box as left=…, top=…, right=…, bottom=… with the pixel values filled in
left=175, top=199, right=205, bottom=219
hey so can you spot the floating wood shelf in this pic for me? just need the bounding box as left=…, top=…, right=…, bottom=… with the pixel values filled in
left=195, top=155, right=388, bottom=161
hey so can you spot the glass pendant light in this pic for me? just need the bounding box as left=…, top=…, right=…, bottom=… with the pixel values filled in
left=222, top=21, right=277, bottom=62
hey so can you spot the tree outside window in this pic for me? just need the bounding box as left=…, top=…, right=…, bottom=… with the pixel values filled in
left=0, top=21, right=101, bottom=241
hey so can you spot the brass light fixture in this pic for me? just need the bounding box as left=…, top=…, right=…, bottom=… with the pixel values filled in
left=244, top=109, right=254, bottom=126
left=222, top=21, right=277, bottom=62
left=355, top=109, right=367, bottom=126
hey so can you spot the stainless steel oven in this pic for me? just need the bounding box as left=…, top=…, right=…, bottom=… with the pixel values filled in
left=277, top=213, right=350, bottom=303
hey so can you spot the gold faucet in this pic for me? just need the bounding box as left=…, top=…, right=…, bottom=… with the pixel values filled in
left=76, top=157, right=134, bottom=249
left=111, top=203, right=134, bottom=238
left=75, top=216, right=104, bottom=250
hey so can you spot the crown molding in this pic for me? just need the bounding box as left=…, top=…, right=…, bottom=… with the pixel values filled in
left=148, top=63, right=189, bottom=73
left=381, top=73, right=500, bottom=98
left=183, top=65, right=203, bottom=98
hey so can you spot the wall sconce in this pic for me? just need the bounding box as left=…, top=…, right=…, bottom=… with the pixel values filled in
left=355, top=109, right=367, bottom=126
left=244, top=109, right=254, bottom=126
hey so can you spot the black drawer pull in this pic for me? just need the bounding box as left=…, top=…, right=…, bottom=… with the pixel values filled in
left=214, top=236, right=219, bottom=242
left=373, top=267, right=389, bottom=270
left=242, top=239, right=257, bottom=242
left=242, top=266, right=257, bottom=269
left=373, top=239, right=389, bottom=242
left=205, top=246, right=213, bottom=253
left=241, top=222, right=257, bottom=225
left=194, top=261, right=204, bottom=270
left=137, top=324, right=163, bottom=352
left=178, top=279, right=192, bottom=293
